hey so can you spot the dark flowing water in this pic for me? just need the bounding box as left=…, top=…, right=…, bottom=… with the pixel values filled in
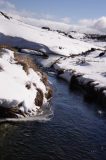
left=0, top=73, right=106, bottom=160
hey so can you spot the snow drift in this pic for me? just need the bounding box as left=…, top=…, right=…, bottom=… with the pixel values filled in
left=0, top=47, right=52, bottom=118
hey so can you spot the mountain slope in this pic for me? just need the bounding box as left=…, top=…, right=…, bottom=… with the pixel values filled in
left=0, top=13, right=102, bottom=57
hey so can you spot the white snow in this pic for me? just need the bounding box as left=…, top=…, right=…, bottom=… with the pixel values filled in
left=0, top=49, right=47, bottom=117
left=69, top=31, right=86, bottom=40
left=0, top=13, right=101, bottom=57
left=54, top=49, right=106, bottom=87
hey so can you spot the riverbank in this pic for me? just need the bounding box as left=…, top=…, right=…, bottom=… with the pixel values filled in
left=0, top=72, right=106, bottom=160
left=0, top=46, right=52, bottom=118
left=53, top=48, right=106, bottom=106
left=26, top=47, right=106, bottom=107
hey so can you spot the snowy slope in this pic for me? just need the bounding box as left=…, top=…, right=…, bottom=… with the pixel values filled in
left=0, top=13, right=102, bottom=57
left=12, top=14, right=106, bottom=35
left=0, top=48, right=51, bottom=118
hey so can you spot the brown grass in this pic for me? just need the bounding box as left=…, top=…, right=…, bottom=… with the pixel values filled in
left=0, top=65, right=3, bottom=71
left=0, top=44, right=17, bottom=52
left=14, top=53, right=40, bottom=74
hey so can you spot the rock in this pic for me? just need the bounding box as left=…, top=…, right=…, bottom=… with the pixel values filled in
left=35, top=89, right=43, bottom=107
left=42, top=27, right=51, bottom=31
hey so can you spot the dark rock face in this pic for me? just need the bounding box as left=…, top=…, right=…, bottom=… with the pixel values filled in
left=70, top=75, right=79, bottom=89
left=82, top=48, right=96, bottom=56
left=0, top=11, right=11, bottom=20
left=58, top=69, right=64, bottom=75
left=25, top=82, right=31, bottom=89
left=42, top=27, right=50, bottom=31
left=68, top=35, right=73, bottom=39
left=98, top=52, right=106, bottom=57
left=85, top=34, right=106, bottom=42
left=41, top=27, right=74, bottom=39
left=0, top=65, right=3, bottom=71
left=35, top=89, right=43, bottom=107
left=57, top=30, right=74, bottom=39
left=0, top=106, right=25, bottom=118
left=69, top=73, right=106, bottom=107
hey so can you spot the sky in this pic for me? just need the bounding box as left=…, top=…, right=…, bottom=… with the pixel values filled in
left=0, top=0, right=106, bottom=23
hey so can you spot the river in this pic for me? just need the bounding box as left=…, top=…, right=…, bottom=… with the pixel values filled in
left=0, top=71, right=106, bottom=160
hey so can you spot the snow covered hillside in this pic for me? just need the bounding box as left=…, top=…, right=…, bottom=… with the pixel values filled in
left=0, top=12, right=102, bottom=57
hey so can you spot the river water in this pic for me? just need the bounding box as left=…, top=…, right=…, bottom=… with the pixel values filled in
left=0, top=72, right=106, bottom=160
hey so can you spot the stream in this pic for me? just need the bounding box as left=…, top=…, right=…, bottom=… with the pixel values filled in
left=0, top=71, right=106, bottom=160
